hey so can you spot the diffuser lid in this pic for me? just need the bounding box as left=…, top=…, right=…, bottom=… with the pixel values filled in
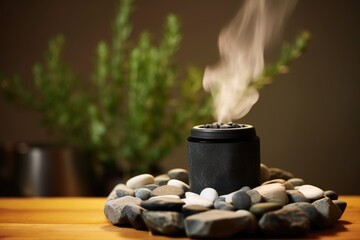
left=190, top=123, right=257, bottom=140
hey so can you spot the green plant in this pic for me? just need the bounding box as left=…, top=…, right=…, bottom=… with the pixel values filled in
left=0, top=0, right=310, bottom=175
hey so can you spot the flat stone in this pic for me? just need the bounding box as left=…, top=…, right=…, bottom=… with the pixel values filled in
left=135, top=188, right=152, bottom=200
left=124, top=203, right=148, bottom=230
left=286, top=190, right=309, bottom=203
left=214, top=199, right=236, bottom=211
left=249, top=202, right=283, bottom=216
left=182, top=205, right=210, bottom=218
left=143, top=211, right=185, bottom=236
left=324, top=190, right=338, bottom=200
left=246, top=189, right=263, bottom=205
left=107, top=184, right=134, bottom=201
left=167, top=179, right=189, bottom=192
left=141, top=197, right=185, bottom=212
left=312, top=197, right=343, bottom=227
left=200, top=188, right=218, bottom=202
left=254, top=183, right=289, bottom=205
left=168, top=168, right=189, bottom=184
left=284, top=202, right=322, bottom=229
left=104, top=196, right=141, bottom=225
left=149, top=195, right=180, bottom=200
left=287, top=178, right=305, bottom=187
left=126, top=174, right=155, bottom=189
left=235, top=210, right=258, bottom=234
left=154, top=174, right=170, bottom=186
left=185, top=210, right=255, bottom=238
left=151, top=185, right=184, bottom=198
left=298, top=184, right=324, bottom=200
left=260, top=163, right=270, bottom=183
left=232, top=191, right=251, bottom=210
left=259, top=205, right=310, bottom=236
left=269, top=167, right=294, bottom=180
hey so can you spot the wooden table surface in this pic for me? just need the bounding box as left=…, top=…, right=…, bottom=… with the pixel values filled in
left=0, top=196, right=359, bottom=240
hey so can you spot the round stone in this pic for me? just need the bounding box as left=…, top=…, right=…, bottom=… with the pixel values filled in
left=297, top=185, right=324, bottom=200
left=200, top=188, right=218, bottom=202
left=151, top=185, right=185, bottom=198
left=126, top=174, right=155, bottom=189
left=232, top=191, right=252, bottom=210
left=135, top=188, right=152, bottom=200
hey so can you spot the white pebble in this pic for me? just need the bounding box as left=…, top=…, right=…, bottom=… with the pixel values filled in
left=200, top=188, right=218, bottom=202
left=126, top=174, right=155, bottom=189
left=297, top=184, right=324, bottom=200
left=149, top=195, right=181, bottom=200
left=167, top=179, right=190, bottom=191
left=185, top=191, right=200, bottom=198
left=182, top=194, right=213, bottom=208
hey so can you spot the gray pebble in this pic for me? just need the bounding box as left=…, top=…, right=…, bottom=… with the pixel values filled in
left=284, top=202, right=321, bottom=229
left=286, top=190, right=309, bottom=203
left=259, top=205, right=310, bottom=236
left=333, top=200, right=347, bottom=214
left=104, top=196, right=141, bottom=225
left=214, top=199, right=236, bottom=211
left=141, top=197, right=185, bottom=212
left=249, top=202, right=283, bottom=216
left=232, top=191, right=251, bottom=210
left=312, top=197, right=342, bottom=228
left=107, top=184, right=134, bottom=201
left=143, top=211, right=185, bottom=236
left=185, top=209, right=255, bottom=238
left=135, top=188, right=152, bottom=200
left=124, top=203, right=148, bottom=230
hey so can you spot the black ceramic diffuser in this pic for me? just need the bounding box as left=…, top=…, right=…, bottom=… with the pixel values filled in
left=187, top=123, right=260, bottom=195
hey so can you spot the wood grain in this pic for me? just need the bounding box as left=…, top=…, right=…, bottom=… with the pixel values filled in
left=0, top=196, right=359, bottom=239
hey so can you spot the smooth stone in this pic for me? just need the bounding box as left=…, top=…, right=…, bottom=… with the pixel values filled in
left=222, top=187, right=248, bottom=203
left=259, top=206, right=310, bottom=236
left=249, top=202, right=283, bottom=216
left=183, top=195, right=213, bottom=208
left=141, top=197, right=185, bottom=212
left=184, top=210, right=254, bottom=238
left=107, top=184, right=134, bottom=201
left=149, top=195, right=180, bottom=200
left=283, top=181, right=295, bottom=190
left=143, top=184, right=159, bottom=191
left=168, top=168, right=189, bottom=184
left=254, top=183, right=289, bottom=205
left=324, top=190, right=338, bottom=200
left=151, top=185, right=184, bottom=198
left=333, top=200, right=347, bottom=213
left=135, top=188, right=152, bottom=200
left=287, top=178, right=305, bottom=187
left=298, top=184, right=324, bottom=200
left=269, top=167, right=294, bottom=180
left=286, top=190, right=310, bottom=203
left=182, top=205, right=210, bottom=218
left=232, top=191, right=251, bottom=210
left=123, top=203, right=148, bottom=230
left=185, top=191, right=199, bottom=198
left=167, top=179, right=189, bottom=192
left=312, top=197, right=343, bottom=227
left=154, top=174, right=170, bottom=186
left=104, top=196, right=141, bottom=225
left=214, top=199, right=236, bottom=211
left=260, top=163, right=271, bottom=183
left=126, top=174, right=155, bottom=189
left=246, top=189, right=263, bottom=205
left=235, top=210, right=258, bottom=234
left=200, top=188, right=218, bottom=202
left=143, top=211, right=184, bottom=236
left=284, top=202, right=322, bottom=229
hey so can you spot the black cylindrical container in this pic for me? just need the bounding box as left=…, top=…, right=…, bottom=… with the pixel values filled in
left=187, top=124, right=260, bottom=195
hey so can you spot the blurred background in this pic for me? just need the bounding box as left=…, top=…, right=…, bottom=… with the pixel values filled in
left=0, top=0, right=359, bottom=195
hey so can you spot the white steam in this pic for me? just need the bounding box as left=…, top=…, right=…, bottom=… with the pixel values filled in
left=203, top=0, right=297, bottom=122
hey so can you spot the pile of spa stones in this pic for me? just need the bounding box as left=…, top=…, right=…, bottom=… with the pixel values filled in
left=104, top=165, right=347, bottom=238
